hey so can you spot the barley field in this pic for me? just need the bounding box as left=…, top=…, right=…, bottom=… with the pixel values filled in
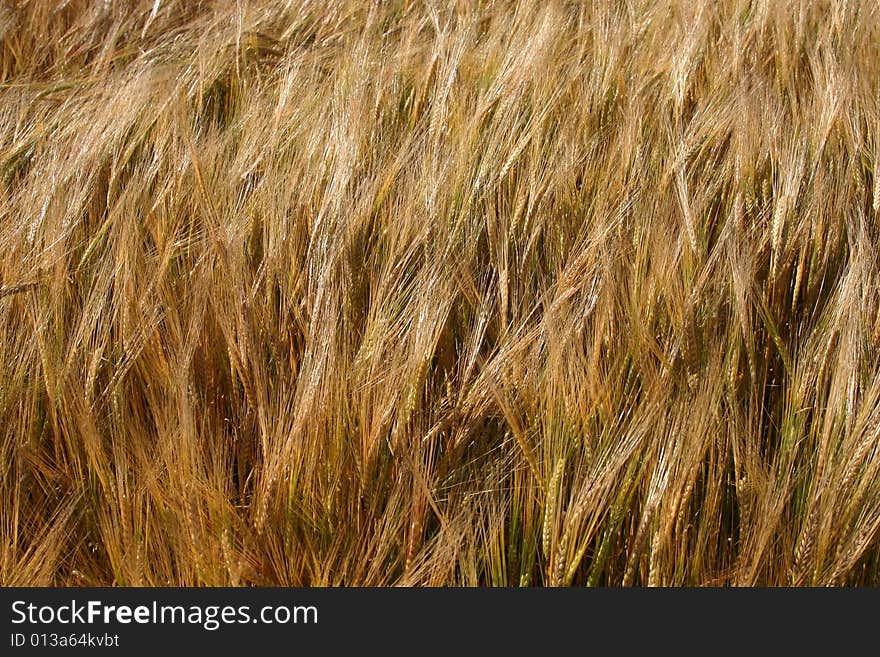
left=2, top=0, right=880, bottom=586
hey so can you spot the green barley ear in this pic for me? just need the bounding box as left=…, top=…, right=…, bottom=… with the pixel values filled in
left=542, top=456, right=565, bottom=569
